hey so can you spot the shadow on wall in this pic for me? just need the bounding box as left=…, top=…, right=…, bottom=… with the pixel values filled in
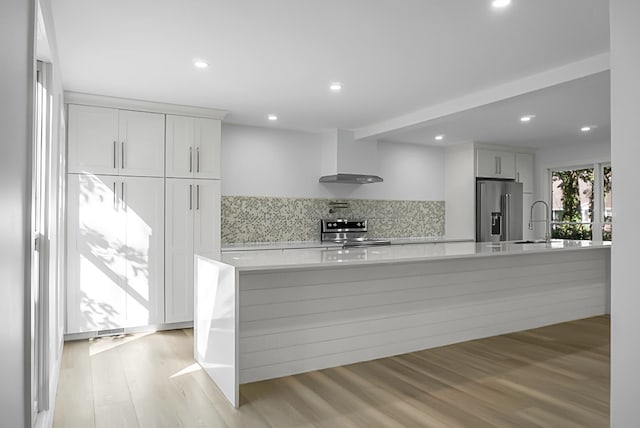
left=74, top=174, right=154, bottom=331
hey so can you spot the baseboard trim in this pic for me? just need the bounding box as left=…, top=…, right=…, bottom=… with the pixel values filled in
left=64, top=321, right=193, bottom=341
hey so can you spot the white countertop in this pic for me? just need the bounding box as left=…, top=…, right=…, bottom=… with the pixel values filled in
left=221, top=237, right=471, bottom=251
left=220, top=239, right=611, bottom=272
left=221, top=241, right=343, bottom=251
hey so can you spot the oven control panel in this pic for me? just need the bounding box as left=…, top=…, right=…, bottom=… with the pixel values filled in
left=321, top=219, right=368, bottom=233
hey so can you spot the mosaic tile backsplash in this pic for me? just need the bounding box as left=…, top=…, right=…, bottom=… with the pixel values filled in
left=221, top=196, right=445, bottom=244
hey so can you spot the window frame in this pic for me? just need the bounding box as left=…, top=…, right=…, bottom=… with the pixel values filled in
left=548, top=162, right=611, bottom=241
left=600, top=163, right=612, bottom=241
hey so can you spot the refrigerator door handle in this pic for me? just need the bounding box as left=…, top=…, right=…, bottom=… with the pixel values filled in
left=503, top=193, right=511, bottom=241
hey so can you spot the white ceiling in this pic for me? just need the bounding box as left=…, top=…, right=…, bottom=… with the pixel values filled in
left=51, top=0, right=610, bottom=147
left=383, top=71, right=611, bottom=148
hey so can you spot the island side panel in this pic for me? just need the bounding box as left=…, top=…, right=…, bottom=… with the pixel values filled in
left=237, top=248, right=609, bottom=384
left=194, top=255, right=239, bottom=407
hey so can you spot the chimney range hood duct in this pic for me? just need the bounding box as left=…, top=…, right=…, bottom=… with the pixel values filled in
left=318, top=129, right=383, bottom=184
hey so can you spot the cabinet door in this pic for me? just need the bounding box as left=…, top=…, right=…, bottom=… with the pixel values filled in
left=166, top=115, right=195, bottom=179
left=195, top=118, right=221, bottom=179
left=119, top=110, right=165, bottom=177
left=476, top=149, right=500, bottom=178
left=165, top=178, right=195, bottom=323
left=516, top=152, right=534, bottom=193
left=122, top=176, right=165, bottom=327
left=476, top=149, right=515, bottom=179
left=498, top=152, right=516, bottom=179
left=66, top=173, right=126, bottom=333
left=67, top=105, right=119, bottom=175
left=194, top=179, right=221, bottom=258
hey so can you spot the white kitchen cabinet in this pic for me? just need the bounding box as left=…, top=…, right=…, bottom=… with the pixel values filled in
left=476, top=149, right=516, bottom=179
left=66, top=173, right=165, bottom=333
left=67, top=105, right=165, bottom=177
left=121, top=176, right=166, bottom=327
left=119, top=110, right=166, bottom=177
left=516, top=152, right=534, bottom=193
left=166, top=115, right=221, bottom=179
left=67, top=105, right=119, bottom=175
left=165, top=178, right=221, bottom=323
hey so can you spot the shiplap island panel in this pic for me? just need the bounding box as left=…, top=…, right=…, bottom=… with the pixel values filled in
left=195, top=240, right=611, bottom=407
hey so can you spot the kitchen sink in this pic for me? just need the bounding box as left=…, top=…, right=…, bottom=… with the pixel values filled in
left=513, top=240, right=547, bottom=244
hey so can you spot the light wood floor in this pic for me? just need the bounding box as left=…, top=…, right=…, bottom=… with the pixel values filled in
left=53, top=316, right=610, bottom=428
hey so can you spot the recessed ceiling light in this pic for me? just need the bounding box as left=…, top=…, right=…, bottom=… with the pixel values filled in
left=520, top=115, right=535, bottom=123
left=193, top=59, right=209, bottom=69
left=268, top=114, right=278, bottom=121
left=435, top=135, right=445, bottom=141
left=581, top=126, right=592, bottom=132
left=330, top=82, right=343, bottom=92
left=492, top=0, right=511, bottom=8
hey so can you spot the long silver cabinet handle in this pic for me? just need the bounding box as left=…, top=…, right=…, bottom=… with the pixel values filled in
left=196, top=147, right=200, bottom=173
left=121, top=142, right=125, bottom=169
left=113, top=141, right=117, bottom=169
left=113, top=181, right=117, bottom=211
left=196, top=184, right=200, bottom=210
left=121, top=182, right=125, bottom=211
left=189, top=184, right=192, bottom=210
left=189, top=147, right=193, bottom=173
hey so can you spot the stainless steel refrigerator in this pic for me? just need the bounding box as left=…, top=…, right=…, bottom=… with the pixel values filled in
left=476, top=179, right=523, bottom=242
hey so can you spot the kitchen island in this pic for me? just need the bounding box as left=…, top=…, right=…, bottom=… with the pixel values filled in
left=195, top=240, right=611, bottom=407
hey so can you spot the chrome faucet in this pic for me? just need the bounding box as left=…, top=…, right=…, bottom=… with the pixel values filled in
left=529, top=200, right=551, bottom=244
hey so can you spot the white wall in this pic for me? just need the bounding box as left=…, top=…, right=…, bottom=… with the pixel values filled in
left=221, top=123, right=444, bottom=201
left=37, top=1, right=68, bottom=427
left=0, top=0, right=34, bottom=426
left=366, top=140, right=444, bottom=201
left=610, top=1, right=640, bottom=426
left=0, top=1, right=66, bottom=427
left=444, top=142, right=475, bottom=240
left=221, top=124, right=326, bottom=198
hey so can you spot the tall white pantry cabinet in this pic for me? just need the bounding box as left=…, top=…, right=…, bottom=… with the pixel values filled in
left=65, top=97, right=224, bottom=335
left=165, top=115, right=221, bottom=323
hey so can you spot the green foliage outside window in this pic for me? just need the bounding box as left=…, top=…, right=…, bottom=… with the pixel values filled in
left=603, top=166, right=612, bottom=241
left=551, top=169, right=593, bottom=240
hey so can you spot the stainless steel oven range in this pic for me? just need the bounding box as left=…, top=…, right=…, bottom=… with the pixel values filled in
left=320, top=219, right=391, bottom=247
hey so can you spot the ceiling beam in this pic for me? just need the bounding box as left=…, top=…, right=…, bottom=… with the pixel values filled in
left=354, top=53, right=610, bottom=141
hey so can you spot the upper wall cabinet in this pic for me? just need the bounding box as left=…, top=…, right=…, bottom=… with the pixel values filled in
left=476, top=149, right=516, bottom=179
left=68, top=105, right=165, bottom=177
left=515, top=152, right=534, bottom=193
left=166, top=115, right=221, bottom=179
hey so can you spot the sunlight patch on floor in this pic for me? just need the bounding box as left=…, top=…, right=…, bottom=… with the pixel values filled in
left=89, top=331, right=153, bottom=356
left=170, top=363, right=202, bottom=378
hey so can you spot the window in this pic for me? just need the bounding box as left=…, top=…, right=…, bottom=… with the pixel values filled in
left=550, top=164, right=612, bottom=241
left=603, top=165, right=612, bottom=241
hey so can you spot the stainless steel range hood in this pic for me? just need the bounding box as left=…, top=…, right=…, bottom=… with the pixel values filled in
left=319, top=173, right=383, bottom=184
left=319, top=129, right=383, bottom=184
